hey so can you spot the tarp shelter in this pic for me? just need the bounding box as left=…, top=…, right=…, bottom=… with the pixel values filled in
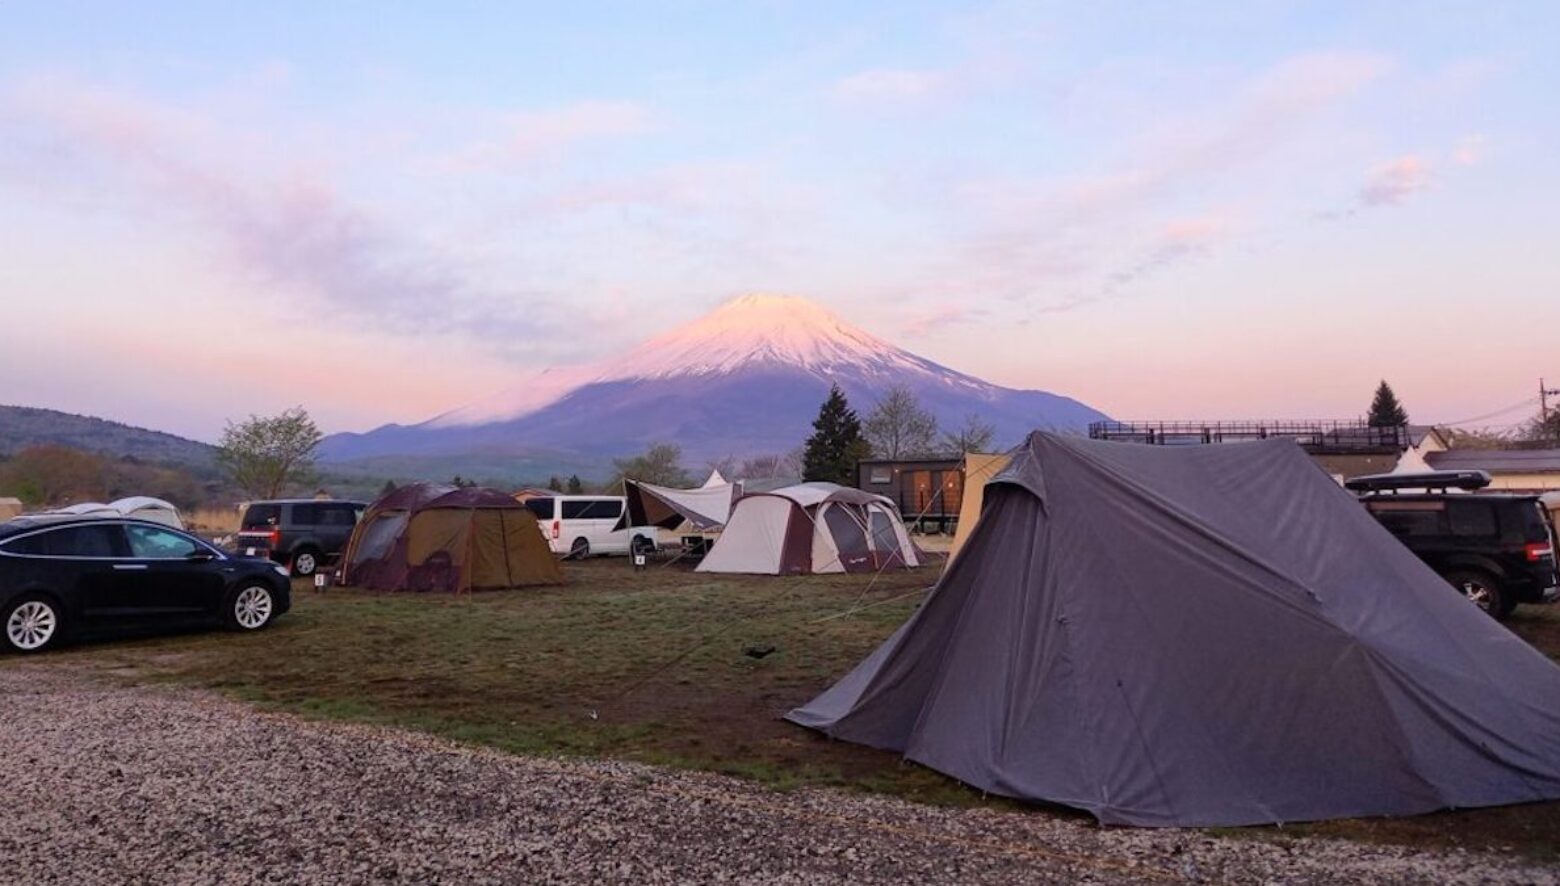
left=341, top=484, right=562, bottom=592
left=947, top=452, right=1011, bottom=561
left=788, top=432, right=1560, bottom=827
left=619, top=470, right=738, bottom=532
left=697, top=482, right=919, bottom=575
left=0, top=497, right=21, bottom=522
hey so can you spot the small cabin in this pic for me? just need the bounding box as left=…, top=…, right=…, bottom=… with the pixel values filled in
left=856, top=457, right=963, bottom=532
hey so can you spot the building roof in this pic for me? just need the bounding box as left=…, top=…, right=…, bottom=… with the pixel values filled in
left=1425, top=449, right=1560, bottom=473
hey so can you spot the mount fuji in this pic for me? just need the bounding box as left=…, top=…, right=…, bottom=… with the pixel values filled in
left=319, top=294, right=1107, bottom=476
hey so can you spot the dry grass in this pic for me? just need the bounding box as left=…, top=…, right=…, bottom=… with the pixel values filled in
left=184, top=506, right=240, bottom=535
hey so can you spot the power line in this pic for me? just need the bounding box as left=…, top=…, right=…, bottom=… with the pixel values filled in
left=1439, top=397, right=1539, bottom=427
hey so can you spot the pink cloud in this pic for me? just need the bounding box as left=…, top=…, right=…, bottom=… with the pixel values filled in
left=0, top=76, right=550, bottom=344
left=443, top=100, right=653, bottom=169
left=1358, top=154, right=1431, bottom=206
left=1452, top=134, right=1485, bottom=166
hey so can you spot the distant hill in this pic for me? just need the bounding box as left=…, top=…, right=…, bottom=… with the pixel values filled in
left=0, top=404, right=218, bottom=469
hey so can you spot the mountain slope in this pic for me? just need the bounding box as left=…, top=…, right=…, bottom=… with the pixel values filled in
left=320, top=294, right=1108, bottom=469
left=0, top=404, right=218, bottom=468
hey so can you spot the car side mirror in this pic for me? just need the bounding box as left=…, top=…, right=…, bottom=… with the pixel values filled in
left=186, top=549, right=217, bottom=562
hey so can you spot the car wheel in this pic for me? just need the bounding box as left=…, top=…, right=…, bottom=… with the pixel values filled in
left=226, top=584, right=276, bottom=632
left=1445, top=570, right=1507, bottom=620
left=569, top=537, right=590, bottom=560
left=291, top=548, right=320, bottom=577
left=631, top=534, right=655, bottom=555
left=3, top=595, right=62, bottom=654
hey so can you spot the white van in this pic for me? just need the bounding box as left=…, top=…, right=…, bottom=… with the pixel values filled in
left=522, top=496, right=656, bottom=558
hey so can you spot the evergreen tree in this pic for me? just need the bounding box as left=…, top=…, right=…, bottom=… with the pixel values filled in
left=379, top=479, right=398, bottom=498
left=566, top=474, right=584, bottom=494
left=1367, top=381, right=1409, bottom=426
left=546, top=475, right=564, bottom=492
left=802, top=384, right=871, bottom=484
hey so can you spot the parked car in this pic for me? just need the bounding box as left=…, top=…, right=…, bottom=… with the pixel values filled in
left=234, top=499, right=366, bottom=576
left=1348, top=471, right=1560, bottom=619
left=0, top=516, right=291, bottom=653
left=520, top=495, right=657, bottom=558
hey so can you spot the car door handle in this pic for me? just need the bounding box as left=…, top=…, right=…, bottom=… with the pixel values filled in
left=112, top=564, right=149, bottom=571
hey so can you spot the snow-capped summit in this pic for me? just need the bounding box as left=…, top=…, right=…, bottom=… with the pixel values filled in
left=320, top=293, right=1107, bottom=470
left=601, top=293, right=927, bottom=379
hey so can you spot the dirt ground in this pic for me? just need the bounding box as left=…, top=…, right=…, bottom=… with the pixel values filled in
left=17, top=556, right=1560, bottom=863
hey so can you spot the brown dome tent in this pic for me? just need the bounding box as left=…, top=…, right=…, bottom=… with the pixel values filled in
left=340, top=484, right=562, bottom=592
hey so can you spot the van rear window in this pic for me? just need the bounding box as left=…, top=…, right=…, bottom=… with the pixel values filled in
left=523, top=498, right=553, bottom=520
left=241, top=504, right=281, bottom=530
left=562, top=499, right=621, bottom=520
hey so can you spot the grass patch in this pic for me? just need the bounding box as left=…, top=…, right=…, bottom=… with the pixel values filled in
left=34, top=559, right=1560, bottom=858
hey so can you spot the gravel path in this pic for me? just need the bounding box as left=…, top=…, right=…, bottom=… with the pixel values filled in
left=0, top=667, right=1554, bottom=885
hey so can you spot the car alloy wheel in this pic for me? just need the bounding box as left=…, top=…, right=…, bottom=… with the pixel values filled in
left=233, top=586, right=274, bottom=630
left=1458, top=579, right=1493, bottom=613
left=293, top=552, right=317, bottom=576
left=6, top=600, right=57, bottom=651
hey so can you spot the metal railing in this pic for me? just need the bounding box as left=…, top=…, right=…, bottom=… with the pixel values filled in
left=1089, top=420, right=1409, bottom=452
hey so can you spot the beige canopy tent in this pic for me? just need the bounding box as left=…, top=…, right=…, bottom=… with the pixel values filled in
left=0, top=497, right=21, bottom=522
left=619, top=470, right=738, bottom=532
left=947, top=452, right=1011, bottom=560
left=697, top=482, right=919, bottom=575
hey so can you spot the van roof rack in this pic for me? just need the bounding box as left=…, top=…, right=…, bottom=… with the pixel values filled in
left=1344, top=470, right=1492, bottom=494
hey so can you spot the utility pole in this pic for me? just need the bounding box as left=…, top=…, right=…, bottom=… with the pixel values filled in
left=1543, top=377, right=1560, bottom=423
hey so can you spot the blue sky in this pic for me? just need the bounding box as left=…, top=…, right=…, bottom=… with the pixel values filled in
left=1, top=2, right=1556, bottom=439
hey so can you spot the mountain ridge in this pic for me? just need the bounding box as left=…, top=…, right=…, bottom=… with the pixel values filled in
left=0, top=404, right=218, bottom=469
left=320, top=294, right=1109, bottom=473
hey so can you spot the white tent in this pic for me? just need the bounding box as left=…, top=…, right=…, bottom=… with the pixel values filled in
left=37, top=497, right=184, bottom=528
left=697, top=482, right=919, bottom=575
left=108, top=496, right=185, bottom=528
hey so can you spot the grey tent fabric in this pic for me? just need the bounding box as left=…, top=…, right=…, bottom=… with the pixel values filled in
left=788, top=432, right=1560, bottom=827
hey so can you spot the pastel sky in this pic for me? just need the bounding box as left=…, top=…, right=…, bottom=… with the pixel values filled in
left=1, top=1, right=1556, bottom=441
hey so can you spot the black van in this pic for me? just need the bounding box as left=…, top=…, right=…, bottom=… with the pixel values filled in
left=1348, top=471, right=1559, bottom=619
left=234, top=499, right=366, bottom=577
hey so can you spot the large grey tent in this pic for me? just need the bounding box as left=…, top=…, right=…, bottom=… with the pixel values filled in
left=788, top=432, right=1560, bottom=827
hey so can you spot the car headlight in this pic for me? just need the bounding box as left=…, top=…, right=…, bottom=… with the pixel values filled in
left=274, top=565, right=291, bottom=578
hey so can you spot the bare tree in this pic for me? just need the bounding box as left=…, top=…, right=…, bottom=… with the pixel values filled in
left=610, top=443, right=692, bottom=488
left=863, top=385, right=938, bottom=459
left=216, top=407, right=322, bottom=499
left=940, top=413, right=996, bottom=455
left=705, top=454, right=738, bottom=481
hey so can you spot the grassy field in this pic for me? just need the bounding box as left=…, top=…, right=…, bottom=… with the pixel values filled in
left=34, top=557, right=1560, bottom=858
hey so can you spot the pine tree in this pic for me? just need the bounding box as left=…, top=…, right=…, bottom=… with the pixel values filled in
left=802, top=384, right=872, bottom=484
left=379, top=479, right=398, bottom=498
left=566, top=474, right=584, bottom=494
left=546, top=476, right=564, bottom=492
left=1367, top=381, right=1409, bottom=426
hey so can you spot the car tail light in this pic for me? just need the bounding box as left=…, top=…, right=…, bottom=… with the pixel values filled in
left=269, top=529, right=281, bottom=548
left=551, top=520, right=561, bottom=539
left=1526, top=542, right=1554, bottom=562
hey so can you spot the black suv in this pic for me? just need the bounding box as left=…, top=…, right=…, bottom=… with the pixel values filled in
left=1348, top=471, right=1559, bottom=619
left=235, top=499, right=365, bottom=577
